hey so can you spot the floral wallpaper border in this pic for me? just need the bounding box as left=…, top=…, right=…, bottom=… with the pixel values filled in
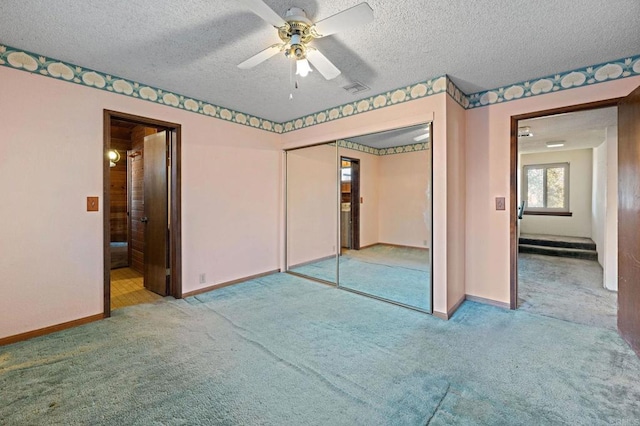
left=0, top=44, right=283, bottom=133
left=2, top=43, right=638, bottom=133
left=279, top=75, right=450, bottom=133
left=446, top=77, right=470, bottom=109
left=466, top=55, right=640, bottom=109
left=337, top=139, right=429, bottom=156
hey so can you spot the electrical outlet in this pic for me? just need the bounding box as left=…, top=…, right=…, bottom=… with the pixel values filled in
left=496, top=197, right=506, bottom=211
left=199, top=273, right=206, bottom=284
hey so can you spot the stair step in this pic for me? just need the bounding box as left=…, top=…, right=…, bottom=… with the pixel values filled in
left=518, top=235, right=596, bottom=251
left=518, top=244, right=598, bottom=261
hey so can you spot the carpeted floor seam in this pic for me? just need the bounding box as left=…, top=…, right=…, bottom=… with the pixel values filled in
left=200, top=305, right=381, bottom=412
left=512, top=306, right=617, bottom=332
left=342, top=258, right=428, bottom=273
left=424, top=383, right=450, bottom=425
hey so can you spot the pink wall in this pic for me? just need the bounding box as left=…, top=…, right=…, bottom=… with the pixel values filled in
left=445, top=96, right=466, bottom=311
left=286, top=144, right=338, bottom=266
left=377, top=151, right=431, bottom=248
left=465, top=76, right=640, bottom=304
left=0, top=66, right=282, bottom=339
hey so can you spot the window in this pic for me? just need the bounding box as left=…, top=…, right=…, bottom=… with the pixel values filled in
left=522, top=162, right=570, bottom=214
left=341, top=167, right=351, bottom=182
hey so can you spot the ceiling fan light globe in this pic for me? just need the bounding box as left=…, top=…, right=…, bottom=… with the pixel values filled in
left=296, top=58, right=312, bottom=77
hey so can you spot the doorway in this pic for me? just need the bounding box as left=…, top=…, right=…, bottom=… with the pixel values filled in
left=510, top=94, right=640, bottom=332
left=514, top=105, right=619, bottom=329
left=103, top=110, right=182, bottom=317
left=340, top=157, right=360, bottom=251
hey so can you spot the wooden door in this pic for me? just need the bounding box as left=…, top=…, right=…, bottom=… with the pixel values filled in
left=618, top=85, right=640, bottom=356
left=350, top=159, right=360, bottom=250
left=143, top=131, right=169, bottom=296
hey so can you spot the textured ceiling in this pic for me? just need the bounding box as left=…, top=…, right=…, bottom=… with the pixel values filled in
left=1, top=1, right=639, bottom=122
left=518, top=107, right=617, bottom=154
left=347, top=123, right=430, bottom=149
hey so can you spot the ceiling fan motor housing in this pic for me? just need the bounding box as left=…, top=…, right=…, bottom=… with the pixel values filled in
left=279, top=7, right=314, bottom=59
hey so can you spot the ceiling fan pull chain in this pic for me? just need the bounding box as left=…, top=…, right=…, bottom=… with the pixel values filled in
left=289, top=57, right=294, bottom=100
left=289, top=57, right=300, bottom=100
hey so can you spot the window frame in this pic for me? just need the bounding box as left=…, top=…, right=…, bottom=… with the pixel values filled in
left=522, top=162, right=570, bottom=214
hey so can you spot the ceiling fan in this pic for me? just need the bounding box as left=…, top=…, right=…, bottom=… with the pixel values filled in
left=238, top=0, right=374, bottom=81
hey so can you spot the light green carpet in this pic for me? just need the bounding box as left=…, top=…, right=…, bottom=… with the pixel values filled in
left=1, top=273, right=639, bottom=425
left=291, top=245, right=431, bottom=311
left=518, top=253, right=617, bottom=330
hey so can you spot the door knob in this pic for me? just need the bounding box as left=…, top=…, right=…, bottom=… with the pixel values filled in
left=140, top=217, right=149, bottom=223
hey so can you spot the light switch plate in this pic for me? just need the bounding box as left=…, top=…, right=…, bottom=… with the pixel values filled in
left=495, top=197, right=505, bottom=211
left=87, top=196, right=99, bottom=212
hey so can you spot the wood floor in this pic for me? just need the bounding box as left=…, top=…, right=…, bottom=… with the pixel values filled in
left=111, top=267, right=162, bottom=310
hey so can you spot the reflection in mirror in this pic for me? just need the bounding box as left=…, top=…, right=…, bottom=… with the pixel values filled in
left=337, top=123, right=432, bottom=312
left=286, top=143, right=338, bottom=284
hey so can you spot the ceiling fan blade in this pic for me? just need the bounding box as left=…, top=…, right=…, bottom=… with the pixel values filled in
left=311, top=2, right=374, bottom=38
left=238, top=44, right=284, bottom=69
left=238, top=0, right=287, bottom=28
left=307, top=48, right=341, bottom=80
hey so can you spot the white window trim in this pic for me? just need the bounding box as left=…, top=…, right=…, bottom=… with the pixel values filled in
left=522, top=162, right=570, bottom=213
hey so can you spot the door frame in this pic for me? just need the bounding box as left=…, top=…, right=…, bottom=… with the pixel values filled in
left=103, top=110, right=182, bottom=317
left=340, top=156, right=360, bottom=250
left=509, top=98, right=622, bottom=309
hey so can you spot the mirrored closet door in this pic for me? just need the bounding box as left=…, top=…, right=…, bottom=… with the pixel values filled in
left=336, top=123, right=433, bottom=312
left=286, top=143, right=338, bottom=284
left=285, top=123, right=433, bottom=313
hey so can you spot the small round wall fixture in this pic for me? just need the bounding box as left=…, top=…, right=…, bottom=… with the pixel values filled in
left=108, top=149, right=121, bottom=167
